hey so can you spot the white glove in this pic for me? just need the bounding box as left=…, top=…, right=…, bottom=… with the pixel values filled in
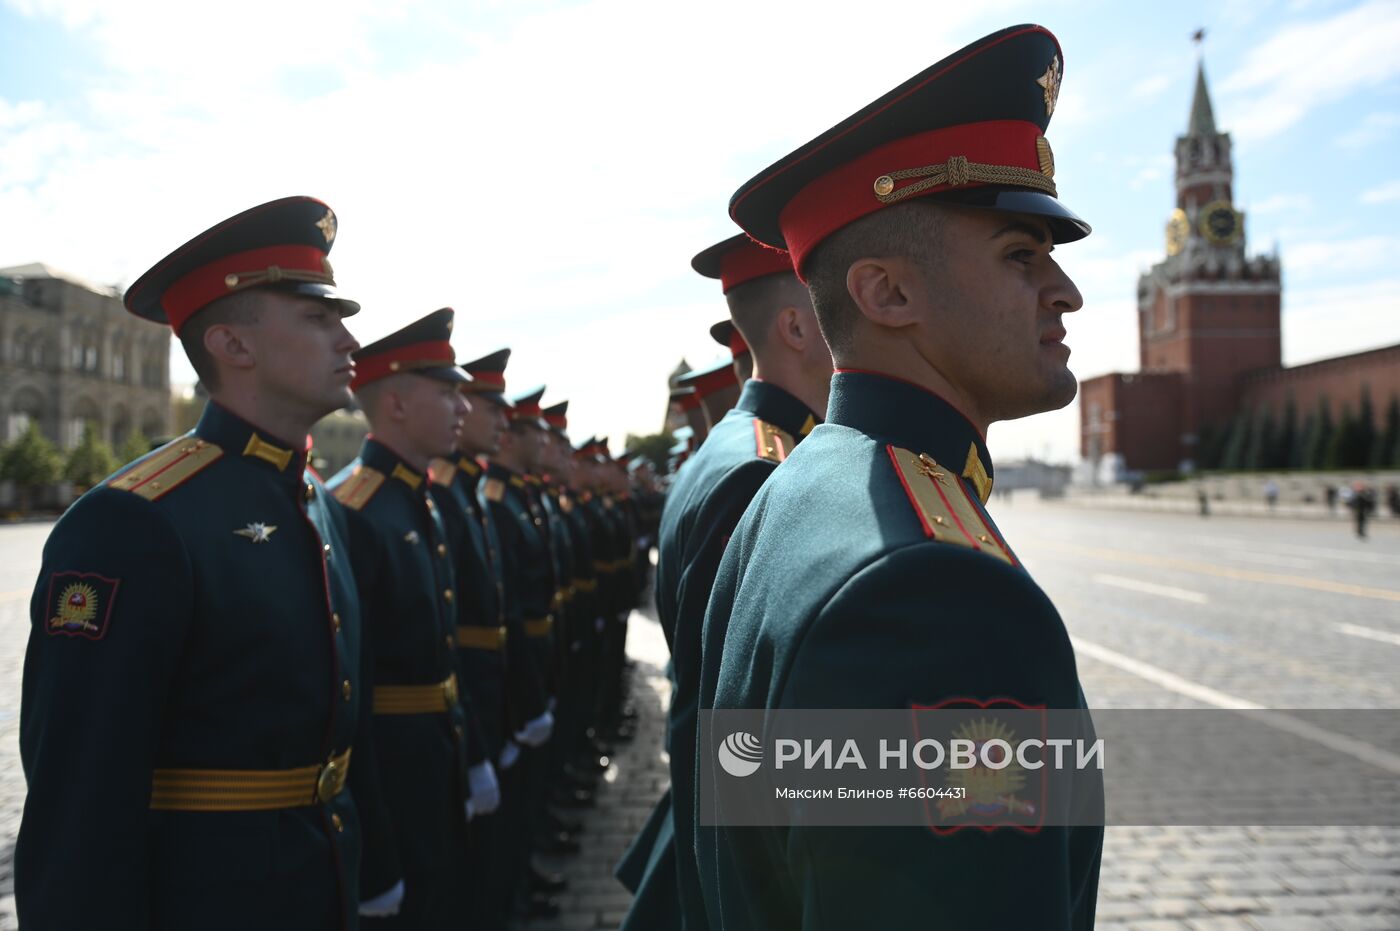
left=467, top=760, right=500, bottom=816
left=514, top=709, right=555, bottom=747
left=359, top=879, right=405, bottom=917
left=499, top=739, right=522, bottom=771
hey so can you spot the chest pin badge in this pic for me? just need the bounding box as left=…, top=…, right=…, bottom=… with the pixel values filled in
left=234, top=522, right=278, bottom=543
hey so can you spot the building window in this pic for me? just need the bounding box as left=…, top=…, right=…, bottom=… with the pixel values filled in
left=113, top=353, right=125, bottom=381
left=7, top=412, right=31, bottom=440
left=85, top=346, right=98, bottom=371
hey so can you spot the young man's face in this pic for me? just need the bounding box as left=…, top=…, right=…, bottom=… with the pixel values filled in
left=911, top=207, right=1083, bottom=423
left=399, top=375, right=469, bottom=461
left=247, top=294, right=359, bottom=419
left=458, top=392, right=508, bottom=457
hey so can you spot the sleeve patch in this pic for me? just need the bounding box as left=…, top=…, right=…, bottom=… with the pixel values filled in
left=44, top=572, right=121, bottom=640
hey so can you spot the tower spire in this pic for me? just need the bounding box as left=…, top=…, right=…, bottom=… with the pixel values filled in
left=1187, top=59, right=1217, bottom=137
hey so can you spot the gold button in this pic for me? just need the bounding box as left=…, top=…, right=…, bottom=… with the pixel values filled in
left=445, top=635, right=454, bottom=650
left=444, top=589, right=454, bottom=603
left=454, top=724, right=464, bottom=739
left=323, top=543, right=332, bottom=555
left=224, top=273, right=240, bottom=289
left=874, top=175, right=895, bottom=197
left=332, top=813, right=344, bottom=832
left=342, top=679, right=352, bottom=700
left=305, top=483, right=316, bottom=501
left=437, top=543, right=447, bottom=557
left=978, top=534, right=991, bottom=543
left=933, top=516, right=946, bottom=525
left=332, top=612, right=342, bottom=631
left=389, top=361, right=401, bottom=372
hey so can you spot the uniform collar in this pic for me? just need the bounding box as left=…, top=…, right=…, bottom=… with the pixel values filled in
left=196, top=401, right=306, bottom=481
left=826, top=370, right=994, bottom=489
left=360, top=437, right=427, bottom=492
left=735, top=378, right=822, bottom=440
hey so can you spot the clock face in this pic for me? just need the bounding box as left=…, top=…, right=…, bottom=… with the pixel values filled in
left=1165, top=209, right=1190, bottom=256
left=1200, top=200, right=1242, bottom=246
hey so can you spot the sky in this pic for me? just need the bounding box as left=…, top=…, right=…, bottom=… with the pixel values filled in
left=3, top=0, right=1399, bottom=463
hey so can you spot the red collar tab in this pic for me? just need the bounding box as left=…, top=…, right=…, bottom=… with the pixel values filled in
left=779, top=120, right=1050, bottom=277
left=351, top=339, right=455, bottom=389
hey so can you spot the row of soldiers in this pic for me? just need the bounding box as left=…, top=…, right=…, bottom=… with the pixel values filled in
left=15, top=195, right=659, bottom=930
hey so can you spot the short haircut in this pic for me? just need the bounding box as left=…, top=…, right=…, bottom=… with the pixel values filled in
left=177, top=289, right=265, bottom=392
left=724, top=272, right=808, bottom=356
left=803, top=200, right=947, bottom=357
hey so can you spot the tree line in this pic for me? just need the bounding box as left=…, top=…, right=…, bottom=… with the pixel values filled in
left=1, top=423, right=152, bottom=511
left=1197, top=387, right=1400, bottom=472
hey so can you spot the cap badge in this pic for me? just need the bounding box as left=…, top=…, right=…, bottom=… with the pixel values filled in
left=316, top=209, right=337, bottom=244
left=1036, top=55, right=1061, bottom=116
left=1036, top=136, right=1055, bottom=179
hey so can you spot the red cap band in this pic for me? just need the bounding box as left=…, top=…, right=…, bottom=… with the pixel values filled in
left=718, top=241, right=795, bottom=293
left=778, top=120, right=1047, bottom=277
left=351, top=340, right=455, bottom=389
left=728, top=330, right=750, bottom=357
left=466, top=371, right=505, bottom=390
left=672, top=391, right=701, bottom=412
left=544, top=411, right=568, bottom=429
left=690, top=364, right=738, bottom=399
left=162, top=244, right=331, bottom=334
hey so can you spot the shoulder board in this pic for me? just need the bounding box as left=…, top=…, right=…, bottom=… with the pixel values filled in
left=107, top=435, right=223, bottom=501
left=332, top=466, right=387, bottom=511
left=559, top=493, right=574, bottom=514
left=484, top=477, right=506, bottom=503
left=429, top=458, right=457, bottom=488
left=754, top=419, right=795, bottom=464
left=508, top=476, right=526, bottom=490
left=885, top=445, right=1015, bottom=566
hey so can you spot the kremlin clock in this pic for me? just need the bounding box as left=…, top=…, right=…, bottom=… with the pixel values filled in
left=1199, top=200, right=1243, bottom=246
left=1165, top=208, right=1190, bottom=256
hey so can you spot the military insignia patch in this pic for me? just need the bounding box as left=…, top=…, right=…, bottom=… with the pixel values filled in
left=911, top=697, right=1048, bottom=836
left=233, top=522, right=277, bottom=543
left=45, top=572, right=120, bottom=640
left=316, top=209, right=337, bottom=244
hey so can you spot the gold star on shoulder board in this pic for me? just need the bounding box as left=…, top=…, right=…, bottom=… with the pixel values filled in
left=1036, top=55, right=1061, bottom=116
left=234, top=522, right=278, bottom=543
left=316, top=209, right=337, bottom=244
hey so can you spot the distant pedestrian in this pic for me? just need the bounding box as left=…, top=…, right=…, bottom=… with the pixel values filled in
left=1349, top=481, right=1375, bottom=539
left=1197, top=486, right=1210, bottom=517
left=1263, top=479, right=1278, bottom=510
left=1386, top=484, right=1400, bottom=518
left=1325, top=484, right=1338, bottom=513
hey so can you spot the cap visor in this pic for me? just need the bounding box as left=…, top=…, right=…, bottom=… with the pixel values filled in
left=931, top=188, right=1090, bottom=243
left=418, top=367, right=470, bottom=384
left=283, top=282, right=361, bottom=316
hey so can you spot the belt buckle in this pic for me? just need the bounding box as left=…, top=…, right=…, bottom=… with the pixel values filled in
left=496, top=626, right=508, bottom=649
left=443, top=674, right=459, bottom=707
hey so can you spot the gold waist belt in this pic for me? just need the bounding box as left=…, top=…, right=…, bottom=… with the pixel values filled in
left=524, top=616, right=554, bottom=638
left=150, top=747, right=352, bottom=811
left=456, top=625, right=507, bottom=651
left=373, top=673, right=459, bottom=714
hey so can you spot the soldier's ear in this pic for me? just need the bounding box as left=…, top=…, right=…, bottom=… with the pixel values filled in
left=203, top=323, right=256, bottom=373
left=846, top=256, right=920, bottom=331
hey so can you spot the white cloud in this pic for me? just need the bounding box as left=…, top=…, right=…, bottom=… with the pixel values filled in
left=1282, top=277, right=1400, bottom=365
left=1249, top=193, right=1311, bottom=214
left=1337, top=110, right=1400, bottom=148
left=1220, top=0, right=1400, bottom=141
left=1283, top=235, right=1400, bottom=276
left=1360, top=180, right=1400, bottom=205
left=1129, top=73, right=1171, bottom=99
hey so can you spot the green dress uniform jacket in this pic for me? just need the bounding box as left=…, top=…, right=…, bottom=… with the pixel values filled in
left=329, top=439, right=476, bottom=922
left=620, top=379, right=818, bottom=931
left=18, top=402, right=367, bottom=931
left=696, top=371, right=1102, bottom=930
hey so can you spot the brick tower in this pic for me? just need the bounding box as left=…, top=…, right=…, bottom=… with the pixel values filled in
left=1135, top=59, right=1282, bottom=463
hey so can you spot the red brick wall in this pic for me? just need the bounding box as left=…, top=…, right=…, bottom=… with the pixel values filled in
left=1239, top=343, right=1400, bottom=425
left=1080, top=372, right=1185, bottom=470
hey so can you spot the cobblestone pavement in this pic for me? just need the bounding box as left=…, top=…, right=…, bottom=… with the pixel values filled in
left=1, top=506, right=1397, bottom=930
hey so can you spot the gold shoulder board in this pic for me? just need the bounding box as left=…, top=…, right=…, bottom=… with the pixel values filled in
left=429, top=458, right=457, bottom=488
left=107, top=435, right=223, bottom=501
left=885, top=445, right=1014, bottom=566
left=483, top=477, right=506, bottom=503
left=332, top=466, right=386, bottom=511
left=754, top=419, right=795, bottom=464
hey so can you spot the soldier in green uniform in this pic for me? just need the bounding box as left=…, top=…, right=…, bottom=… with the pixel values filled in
left=425, top=348, right=517, bottom=931
left=17, top=196, right=370, bottom=930
left=709, top=318, right=753, bottom=382
left=483, top=385, right=564, bottom=920
left=328, top=308, right=484, bottom=928
left=697, top=26, right=1102, bottom=929
left=619, top=234, right=832, bottom=931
